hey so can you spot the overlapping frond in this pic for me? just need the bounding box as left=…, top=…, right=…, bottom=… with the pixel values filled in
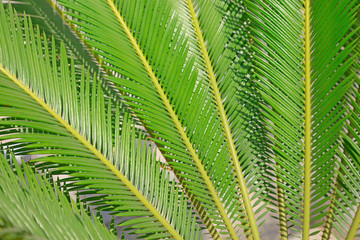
left=247, top=1, right=305, bottom=236
left=0, top=5, right=201, bottom=239
left=328, top=48, right=360, bottom=239
left=0, top=151, right=118, bottom=240
left=331, top=126, right=360, bottom=239
left=247, top=0, right=358, bottom=238
left=2, top=0, right=359, bottom=239
left=7, top=0, right=144, bottom=134
left=172, top=0, right=270, bottom=237
left=53, top=0, right=258, bottom=238
left=306, top=1, right=357, bottom=237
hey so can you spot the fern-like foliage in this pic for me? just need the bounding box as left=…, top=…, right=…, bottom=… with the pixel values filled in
left=0, top=150, right=118, bottom=240
left=1, top=0, right=360, bottom=240
left=247, top=0, right=359, bottom=238
left=0, top=5, right=201, bottom=239
left=51, top=0, right=266, bottom=238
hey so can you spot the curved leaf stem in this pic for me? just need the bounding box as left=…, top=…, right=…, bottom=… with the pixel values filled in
left=105, top=0, right=236, bottom=238
left=303, top=0, right=312, bottom=238
left=346, top=204, right=360, bottom=240
left=322, top=160, right=345, bottom=240
left=0, top=64, right=183, bottom=240
left=184, top=0, right=259, bottom=239
left=321, top=182, right=337, bottom=240
left=277, top=168, right=288, bottom=240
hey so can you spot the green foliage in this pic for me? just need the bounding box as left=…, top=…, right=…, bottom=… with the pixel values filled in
left=0, top=151, right=118, bottom=240
left=0, top=0, right=359, bottom=239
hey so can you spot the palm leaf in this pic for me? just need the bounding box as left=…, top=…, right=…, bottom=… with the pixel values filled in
left=172, top=1, right=270, bottom=237
left=329, top=55, right=360, bottom=239
left=247, top=0, right=358, bottom=238
left=53, top=0, right=262, bottom=238
left=0, top=5, right=200, bottom=239
left=333, top=130, right=360, bottom=240
left=7, top=0, right=146, bottom=135
left=321, top=11, right=360, bottom=239
left=2, top=0, right=359, bottom=239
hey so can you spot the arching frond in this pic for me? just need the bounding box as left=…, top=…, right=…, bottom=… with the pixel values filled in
left=7, top=0, right=145, bottom=134
left=0, top=5, right=201, bottom=239
left=54, top=0, right=260, bottom=238
left=329, top=50, right=360, bottom=239
left=247, top=0, right=358, bottom=238
left=2, top=0, right=360, bottom=239
left=173, top=0, right=269, bottom=237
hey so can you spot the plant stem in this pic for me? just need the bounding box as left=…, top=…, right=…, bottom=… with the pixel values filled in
left=303, top=0, right=312, bottom=238
left=277, top=170, right=288, bottom=240
left=346, top=204, right=360, bottom=240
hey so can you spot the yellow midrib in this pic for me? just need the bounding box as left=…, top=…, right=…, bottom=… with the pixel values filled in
left=105, top=1, right=231, bottom=239
left=0, top=64, right=183, bottom=240
left=184, top=0, right=259, bottom=239
left=346, top=204, right=360, bottom=240
left=302, top=0, right=312, bottom=239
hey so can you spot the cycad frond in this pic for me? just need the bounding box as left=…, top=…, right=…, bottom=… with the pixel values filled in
left=331, top=59, right=360, bottom=240
left=0, top=5, right=200, bottom=239
left=173, top=0, right=269, bottom=237
left=247, top=0, right=358, bottom=238
left=0, top=151, right=118, bottom=240
left=2, top=0, right=360, bottom=239
left=54, top=0, right=261, bottom=238
left=334, top=129, right=360, bottom=240
left=7, top=0, right=144, bottom=133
